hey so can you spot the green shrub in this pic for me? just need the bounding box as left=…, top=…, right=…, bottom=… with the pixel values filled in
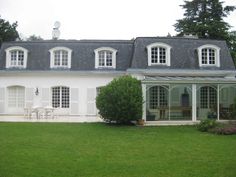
left=197, top=119, right=217, bottom=132
left=96, top=75, right=143, bottom=124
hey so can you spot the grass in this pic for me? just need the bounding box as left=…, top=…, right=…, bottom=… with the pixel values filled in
left=0, top=123, right=236, bottom=177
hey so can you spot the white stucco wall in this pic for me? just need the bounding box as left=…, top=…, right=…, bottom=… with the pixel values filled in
left=0, top=72, right=123, bottom=120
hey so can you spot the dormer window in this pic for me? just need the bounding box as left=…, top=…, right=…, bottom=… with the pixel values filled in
left=5, top=46, right=28, bottom=68
left=49, top=47, right=72, bottom=68
left=198, top=44, right=220, bottom=67
left=147, top=43, right=171, bottom=66
left=94, top=47, right=117, bottom=69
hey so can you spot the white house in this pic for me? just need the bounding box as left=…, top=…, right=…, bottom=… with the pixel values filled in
left=0, top=37, right=236, bottom=123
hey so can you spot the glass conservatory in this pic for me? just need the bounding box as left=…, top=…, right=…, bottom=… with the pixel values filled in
left=142, top=77, right=236, bottom=121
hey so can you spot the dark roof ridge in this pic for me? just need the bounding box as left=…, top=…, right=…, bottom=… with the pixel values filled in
left=2, top=36, right=227, bottom=45
left=2, top=39, right=134, bottom=44
left=135, top=36, right=226, bottom=42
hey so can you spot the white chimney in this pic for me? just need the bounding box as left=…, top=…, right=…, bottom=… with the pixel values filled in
left=52, top=21, right=61, bottom=40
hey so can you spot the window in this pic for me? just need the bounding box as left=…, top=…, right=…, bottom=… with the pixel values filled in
left=94, top=47, right=117, bottom=68
left=96, top=87, right=103, bottom=96
left=147, top=43, right=171, bottom=66
left=8, top=86, right=25, bottom=108
left=200, top=86, right=217, bottom=109
left=5, top=46, right=28, bottom=68
left=98, top=50, right=113, bottom=67
left=198, top=44, right=220, bottom=67
left=151, top=47, right=166, bottom=64
left=149, top=86, right=168, bottom=109
left=52, top=86, right=70, bottom=108
left=49, top=47, right=72, bottom=68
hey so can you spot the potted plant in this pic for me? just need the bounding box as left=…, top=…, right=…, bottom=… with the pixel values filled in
left=137, top=119, right=145, bottom=126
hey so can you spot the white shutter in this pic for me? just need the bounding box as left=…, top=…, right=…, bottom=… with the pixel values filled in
left=25, top=88, right=34, bottom=108
left=70, top=88, right=79, bottom=115
left=42, top=88, right=50, bottom=107
left=0, top=88, right=5, bottom=113
left=87, top=88, right=96, bottom=115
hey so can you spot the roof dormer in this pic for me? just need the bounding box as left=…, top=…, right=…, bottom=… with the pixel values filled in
left=146, top=42, right=171, bottom=66
left=197, top=44, right=220, bottom=67
left=49, top=47, right=72, bottom=69
left=5, top=46, right=28, bottom=69
left=94, top=47, right=117, bottom=69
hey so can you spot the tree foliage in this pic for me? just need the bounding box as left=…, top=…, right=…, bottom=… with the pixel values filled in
left=0, top=17, right=19, bottom=45
left=27, top=35, right=43, bottom=41
left=174, top=0, right=235, bottom=39
left=174, top=0, right=236, bottom=62
left=96, top=75, right=143, bottom=124
left=229, top=33, right=236, bottom=64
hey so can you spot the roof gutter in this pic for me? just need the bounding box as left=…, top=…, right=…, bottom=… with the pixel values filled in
left=127, top=69, right=236, bottom=77
left=0, top=70, right=127, bottom=76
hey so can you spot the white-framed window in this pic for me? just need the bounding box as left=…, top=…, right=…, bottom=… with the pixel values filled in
left=149, top=86, right=168, bottom=109
left=8, top=86, right=25, bottom=108
left=49, top=47, right=72, bottom=68
left=52, top=86, right=70, bottom=108
left=200, top=86, right=217, bottom=109
left=96, top=87, right=102, bottom=96
left=147, top=43, right=171, bottom=66
left=94, top=47, right=117, bottom=68
left=5, top=46, right=28, bottom=68
left=198, top=44, right=220, bottom=67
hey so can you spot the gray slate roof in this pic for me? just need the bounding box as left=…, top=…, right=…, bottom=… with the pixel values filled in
left=0, top=37, right=235, bottom=71
left=0, top=40, right=133, bottom=71
left=131, top=37, right=235, bottom=70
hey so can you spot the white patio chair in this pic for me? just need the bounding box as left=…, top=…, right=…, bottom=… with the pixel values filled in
left=44, top=106, right=54, bottom=119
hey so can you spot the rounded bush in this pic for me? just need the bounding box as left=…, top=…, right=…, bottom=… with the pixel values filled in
left=197, top=119, right=217, bottom=132
left=96, top=75, right=143, bottom=124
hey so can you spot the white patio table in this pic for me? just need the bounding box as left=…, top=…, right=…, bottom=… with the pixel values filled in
left=31, top=106, right=44, bottom=119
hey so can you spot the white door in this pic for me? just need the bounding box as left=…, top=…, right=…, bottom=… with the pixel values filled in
left=52, top=86, right=70, bottom=115
left=7, top=86, right=25, bottom=114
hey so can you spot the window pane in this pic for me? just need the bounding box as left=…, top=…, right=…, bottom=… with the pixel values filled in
left=151, top=47, right=158, bottom=63
left=200, top=87, right=208, bottom=108
left=159, top=47, right=166, bottom=64
left=61, top=87, right=70, bottom=108
left=52, top=87, right=60, bottom=108
left=209, top=49, right=215, bottom=64
left=98, top=51, right=105, bottom=66
left=10, top=51, right=17, bottom=66
left=54, top=51, right=61, bottom=66
left=150, top=86, right=158, bottom=109
left=18, top=51, right=24, bottom=66
left=61, top=50, right=68, bottom=66
left=106, top=51, right=112, bottom=66
left=209, top=87, right=217, bottom=108
left=159, top=87, right=168, bottom=106
left=202, top=49, right=208, bottom=64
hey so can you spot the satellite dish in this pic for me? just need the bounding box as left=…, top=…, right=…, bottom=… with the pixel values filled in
left=54, top=21, right=61, bottom=29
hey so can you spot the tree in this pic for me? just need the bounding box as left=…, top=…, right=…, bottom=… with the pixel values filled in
left=0, top=17, right=19, bottom=45
left=174, top=0, right=236, bottom=62
left=174, top=0, right=235, bottom=39
left=229, top=32, right=236, bottom=64
left=27, top=35, right=43, bottom=41
left=96, top=75, right=143, bottom=124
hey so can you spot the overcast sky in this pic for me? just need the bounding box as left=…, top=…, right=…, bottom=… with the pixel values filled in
left=1, top=0, right=236, bottom=40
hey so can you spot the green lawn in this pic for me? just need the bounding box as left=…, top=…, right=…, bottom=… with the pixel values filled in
left=0, top=123, right=236, bottom=177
